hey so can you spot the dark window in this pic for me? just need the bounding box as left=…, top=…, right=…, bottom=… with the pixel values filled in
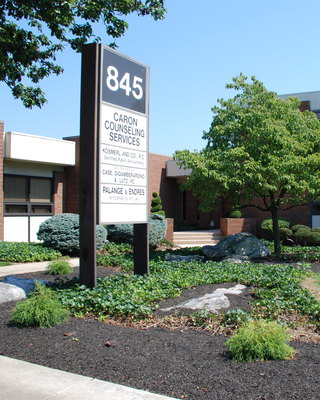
left=4, top=175, right=53, bottom=215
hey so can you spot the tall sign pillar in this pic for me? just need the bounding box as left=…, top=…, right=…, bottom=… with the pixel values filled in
left=80, top=44, right=150, bottom=287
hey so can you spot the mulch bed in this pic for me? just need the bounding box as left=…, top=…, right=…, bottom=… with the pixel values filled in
left=0, top=264, right=320, bottom=400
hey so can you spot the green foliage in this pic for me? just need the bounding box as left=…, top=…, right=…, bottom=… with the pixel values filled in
left=261, top=218, right=291, bottom=240
left=221, top=309, right=252, bottom=329
left=261, top=218, right=291, bottom=231
left=304, top=231, right=320, bottom=246
left=57, top=257, right=319, bottom=327
left=187, top=309, right=218, bottom=329
left=0, top=242, right=61, bottom=262
left=294, top=229, right=314, bottom=246
left=99, top=242, right=133, bottom=255
left=175, top=74, right=320, bottom=255
left=46, top=259, right=73, bottom=275
left=229, top=209, right=243, bottom=218
left=11, top=283, right=69, bottom=328
left=1, top=1, right=166, bottom=107
left=37, top=213, right=107, bottom=254
left=106, top=214, right=167, bottom=247
left=226, top=320, right=295, bottom=362
left=291, top=224, right=311, bottom=233
left=150, top=192, right=165, bottom=216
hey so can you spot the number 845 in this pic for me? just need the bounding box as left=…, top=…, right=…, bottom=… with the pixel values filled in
left=106, top=65, right=143, bottom=100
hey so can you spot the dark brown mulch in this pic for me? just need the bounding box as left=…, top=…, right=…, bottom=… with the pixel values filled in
left=0, top=265, right=320, bottom=400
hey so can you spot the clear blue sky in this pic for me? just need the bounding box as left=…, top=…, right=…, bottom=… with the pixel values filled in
left=1, top=0, right=320, bottom=156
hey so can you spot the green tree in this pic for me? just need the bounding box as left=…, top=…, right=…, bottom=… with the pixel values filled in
left=175, top=74, right=320, bottom=255
left=0, top=0, right=166, bottom=108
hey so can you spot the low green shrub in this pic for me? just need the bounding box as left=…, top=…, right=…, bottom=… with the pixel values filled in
left=294, top=229, right=314, bottom=246
left=0, top=242, right=61, bottom=262
left=226, top=320, right=296, bottom=362
left=11, top=282, right=69, bottom=328
left=229, top=209, right=243, bottom=218
left=106, top=214, right=167, bottom=247
left=261, top=218, right=291, bottom=240
left=312, top=227, right=320, bottom=233
left=37, top=213, right=107, bottom=254
left=291, top=224, right=311, bottom=233
left=46, top=259, right=73, bottom=275
left=279, top=227, right=293, bottom=240
left=305, top=231, right=320, bottom=246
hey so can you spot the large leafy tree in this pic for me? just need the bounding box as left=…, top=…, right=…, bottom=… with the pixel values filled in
left=175, top=74, right=320, bottom=254
left=0, top=0, right=166, bottom=108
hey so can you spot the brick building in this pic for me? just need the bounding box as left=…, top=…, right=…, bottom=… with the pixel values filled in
left=1, top=91, right=320, bottom=241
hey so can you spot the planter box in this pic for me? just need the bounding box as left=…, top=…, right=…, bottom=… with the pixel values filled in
left=220, top=218, right=256, bottom=236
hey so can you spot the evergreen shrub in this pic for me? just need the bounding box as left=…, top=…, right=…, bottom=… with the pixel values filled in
left=294, top=229, right=313, bottom=245
left=291, top=224, right=311, bottom=233
left=150, top=192, right=165, bottom=216
left=46, top=259, right=73, bottom=275
left=229, top=209, right=243, bottom=218
left=261, top=218, right=291, bottom=240
left=11, top=282, right=69, bottom=328
left=226, top=320, right=295, bottom=362
left=37, top=213, right=107, bottom=254
left=305, top=231, right=320, bottom=246
left=107, top=214, right=167, bottom=247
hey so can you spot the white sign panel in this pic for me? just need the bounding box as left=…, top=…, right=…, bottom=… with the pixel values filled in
left=98, top=47, right=149, bottom=224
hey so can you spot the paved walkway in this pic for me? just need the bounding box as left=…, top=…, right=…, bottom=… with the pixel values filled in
left=0, top=258, right=79, bottom=277
left=0, top=356, right=177, bottom=400
left=0, top=260, right=178, bottom=400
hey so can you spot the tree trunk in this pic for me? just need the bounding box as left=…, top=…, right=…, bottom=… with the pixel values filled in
left=271, top=207, right=281, bottom=255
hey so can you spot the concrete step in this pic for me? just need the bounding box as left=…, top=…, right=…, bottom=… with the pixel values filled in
left=173, top=230, right=223, bottom=248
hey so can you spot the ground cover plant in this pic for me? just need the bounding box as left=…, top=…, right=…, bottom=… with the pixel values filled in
left=263, top=240, right=320, bottom=262
left=55, top=257, right=320, bottom=335
left=0, top=242, right=61, bottom=262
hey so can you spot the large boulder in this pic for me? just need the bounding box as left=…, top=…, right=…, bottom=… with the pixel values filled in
left=0, top=283, right=26, bottom=304
left=202, top=232, right=270, bottom=261
left=2, top=276, right=47, bottom=295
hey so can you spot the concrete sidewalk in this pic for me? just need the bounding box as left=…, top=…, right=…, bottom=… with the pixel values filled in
left=0, top=356, right=178, bottom=400
left=0, top=258, right=79, bottom=277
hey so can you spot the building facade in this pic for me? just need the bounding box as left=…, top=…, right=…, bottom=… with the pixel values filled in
left=1, top=91, right=319, bottom=241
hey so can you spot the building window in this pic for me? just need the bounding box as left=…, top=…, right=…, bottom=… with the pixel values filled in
left=4, top=175, right=53, bottom=215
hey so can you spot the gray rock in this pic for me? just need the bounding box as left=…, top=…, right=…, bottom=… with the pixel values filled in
left=161, top=284, right=247, bottom=313
left=165, top=254, right=205, bottom=262
left=2, top=276, right=47, bottom=295
left=202, top=232, right=270, bottom=261
left=0, top=283, right=26, bottom=304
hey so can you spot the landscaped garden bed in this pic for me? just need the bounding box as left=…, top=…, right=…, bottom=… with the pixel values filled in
left=0, top=242, right=320, bottom=399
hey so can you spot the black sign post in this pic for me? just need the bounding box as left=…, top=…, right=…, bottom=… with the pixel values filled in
left=80, top=44, right=149, bottom=287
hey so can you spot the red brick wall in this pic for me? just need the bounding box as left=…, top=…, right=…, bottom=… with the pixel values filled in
left=53, top=171, right=65, bottom=215
left=299, top=101, right=310, bottom=112
left=148, top=153, right=181, bottom=218
left=0, top=121, right=4, bottom=240
left=220, top=218, right=256, bottom=236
